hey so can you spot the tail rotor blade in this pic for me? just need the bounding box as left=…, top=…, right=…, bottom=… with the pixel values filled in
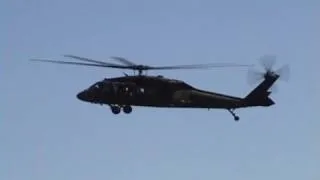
left=260, top=55, right=276, bottom=71
left=247, top=67, right=264, bottom=85
left=275, top=64, right=290, bottom=82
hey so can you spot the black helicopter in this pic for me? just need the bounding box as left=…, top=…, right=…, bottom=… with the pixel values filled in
left=30, top=54, right=289, bottom=121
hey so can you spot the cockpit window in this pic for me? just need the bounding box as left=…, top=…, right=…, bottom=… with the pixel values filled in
left=90, top=82, right=104, bottom=90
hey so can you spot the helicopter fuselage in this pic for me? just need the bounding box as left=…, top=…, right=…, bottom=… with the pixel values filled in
left=76, top=75, right=245, bottom=109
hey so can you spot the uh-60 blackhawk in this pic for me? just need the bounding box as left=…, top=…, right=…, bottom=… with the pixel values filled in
left=30, top=54, right=289, bottom=121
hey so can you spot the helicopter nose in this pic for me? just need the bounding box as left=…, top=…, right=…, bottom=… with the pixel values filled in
left=77, top=91, right=87, bottom=101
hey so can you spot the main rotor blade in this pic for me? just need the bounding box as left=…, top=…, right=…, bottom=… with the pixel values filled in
left=30, top=58, right=254, bottom=72
left=110, top=56, right=136, bottom=66
left=64, top=54, right=122, bottom=66
left=146, top=63, right=254, bottom=70
left=30, top=59, right=130, bottom=69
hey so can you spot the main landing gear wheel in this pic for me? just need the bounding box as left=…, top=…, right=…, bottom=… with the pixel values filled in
left=123, top=105, right=132, bottom=114
left=228, top=109, right=239, bottom=121
left=111, top=105, right=121, bottom=114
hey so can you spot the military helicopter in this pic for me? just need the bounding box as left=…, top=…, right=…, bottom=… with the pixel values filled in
left=30, top=54, right=289, bottom=121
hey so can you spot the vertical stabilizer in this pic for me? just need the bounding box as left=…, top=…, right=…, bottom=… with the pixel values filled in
left=244, top=73, right=278, bottom=106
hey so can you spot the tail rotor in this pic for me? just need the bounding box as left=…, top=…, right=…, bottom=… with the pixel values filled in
left=247, top=55, right=290, bottom=92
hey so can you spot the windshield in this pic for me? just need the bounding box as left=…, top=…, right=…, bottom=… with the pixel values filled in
left=89, top=81, right=104, bottom=90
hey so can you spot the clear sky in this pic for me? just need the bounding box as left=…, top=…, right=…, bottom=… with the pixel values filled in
left=1, top=0, right=319, bottom=179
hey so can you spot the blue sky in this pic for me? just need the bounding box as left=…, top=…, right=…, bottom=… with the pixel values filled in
left=1, top=0, right=319, bottom=180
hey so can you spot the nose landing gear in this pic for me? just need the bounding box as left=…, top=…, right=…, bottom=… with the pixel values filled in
left=123, top=105, right=132, bottom=114
left=109, top=104, right=133, bottom=114
left=110, top=105, right=121, bottom=114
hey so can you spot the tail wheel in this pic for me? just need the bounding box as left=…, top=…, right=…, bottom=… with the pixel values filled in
left=228, top=109, right=239, bottom=121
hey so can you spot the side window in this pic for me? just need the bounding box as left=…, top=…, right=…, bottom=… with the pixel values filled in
left=97, top=82, right=104, bottom=89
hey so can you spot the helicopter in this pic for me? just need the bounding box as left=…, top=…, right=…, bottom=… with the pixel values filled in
left=30, top=54, right=289, bottom=121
